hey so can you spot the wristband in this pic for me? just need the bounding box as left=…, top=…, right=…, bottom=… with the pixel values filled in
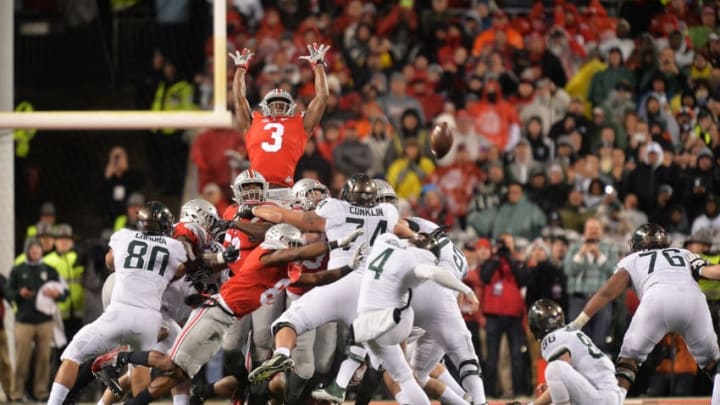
left=327, top=240, right=339, bottom=250
left=574, top=312, right=590, bottom=328
left=339, top=265, right=353, bottom=277
left=700, top=267, right=705, bottom=277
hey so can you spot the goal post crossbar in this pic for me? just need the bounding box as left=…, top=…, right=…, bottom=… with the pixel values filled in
left=0, top=0, right=229, bottom=131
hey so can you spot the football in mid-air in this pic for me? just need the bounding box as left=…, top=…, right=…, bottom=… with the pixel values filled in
left=430, top=122, right=453, bottom=159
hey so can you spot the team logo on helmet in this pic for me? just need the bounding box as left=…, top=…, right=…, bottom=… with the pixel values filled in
left=630, top=223, right=671, bottom=252
left=137, top=201, right=175, bottom=236
left=340, top=174, right=377, bottom=208
left=231, top=169, right=269, bottom=205
left=528, top=299, right=565, bottom=341
left=262, top=223, right=306, bottom=250
left=374, top=179, right=398, bottom=208
left=292, top=178, right=329, bottom=211
left=180, top=199, right=219, bottom=233
left=259, top=88, right=296, bottom=119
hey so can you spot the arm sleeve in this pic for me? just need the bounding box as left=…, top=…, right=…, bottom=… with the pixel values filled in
left=414, top=263, right=472, bottom=295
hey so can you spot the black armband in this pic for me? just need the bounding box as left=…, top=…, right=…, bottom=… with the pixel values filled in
left=339, top=265, right=353, bottom=277
left=327, top=240, right=339, bottom=250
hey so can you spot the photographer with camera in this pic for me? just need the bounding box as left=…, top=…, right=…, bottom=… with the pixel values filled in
left=564, top=218, right=618, bottom=353
left=480, top=234, right=529, bottom=397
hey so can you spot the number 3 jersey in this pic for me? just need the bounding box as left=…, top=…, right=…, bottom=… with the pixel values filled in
left=616, top=248, right=699, bottom=299
left=219, top=244, right=300, bottom=317
left=246, top=111, right=307, bottom=187
left=541, top=327, right=617, bottom=391
left=108, top=228, right=187, bottom=312
left=316, top=198, right=399, bottom=269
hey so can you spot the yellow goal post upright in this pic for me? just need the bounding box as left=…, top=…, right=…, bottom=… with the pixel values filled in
left=0, top=0, right=233, bottom=274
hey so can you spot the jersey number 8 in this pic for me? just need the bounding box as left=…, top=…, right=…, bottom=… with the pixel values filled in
left=124, top=240, right=170, bottom=276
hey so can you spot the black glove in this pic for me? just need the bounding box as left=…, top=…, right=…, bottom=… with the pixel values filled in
left=236, top=204, right=254, bottom=219
left=222, top=245, right=240, bottom=264
left=214, top=219, right=235, bottom=232
left=185, top=267, right=210, bottom=291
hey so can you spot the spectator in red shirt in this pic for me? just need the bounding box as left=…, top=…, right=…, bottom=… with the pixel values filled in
left=427, top=144, right=484, bottom=223
left=190, top=127, right=245, bottom=193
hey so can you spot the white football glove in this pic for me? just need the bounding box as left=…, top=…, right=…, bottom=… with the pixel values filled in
left=687, top=253, right=709, bottom=277
left=349, top=242, right=369, bottom=270
left=328, top=227, right=363, bottom=250
left=229, top=48, right=254, bottom=69
left=299, top=42, right=331, bottom=67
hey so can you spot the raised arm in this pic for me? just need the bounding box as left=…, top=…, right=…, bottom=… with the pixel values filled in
left=229, top=49, right=254, bottom=133
left=252, top=205, right=326, bottom=232
left=261, top=228, right=361, bottom=267
left=570, top=269, right=630, bottom=329
left=299, top=43, right=330, bottom=135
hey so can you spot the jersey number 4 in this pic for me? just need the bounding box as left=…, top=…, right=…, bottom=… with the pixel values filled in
left=639, top=248, right=685, bottom=274
left=368, top=248, right=393, bottom=279
left=124, top=240, right=170, bottom=276
left=261, top=123, right=284, bottom=152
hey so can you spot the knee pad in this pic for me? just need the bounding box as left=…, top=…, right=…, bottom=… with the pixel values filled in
left=271, top=321, right=296, bottom=337
left=345, top=344, right=367, bottom=363
left=615, top=357, right=640, bottom=385
left=457, top=359, right=481, bottom=385
left=223, top=350, right=248, bottom=382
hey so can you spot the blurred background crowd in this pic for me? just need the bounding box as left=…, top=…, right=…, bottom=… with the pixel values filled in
left=5, top=0, right=720, bottom=401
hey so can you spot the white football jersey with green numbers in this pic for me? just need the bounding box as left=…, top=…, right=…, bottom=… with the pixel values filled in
left=541, top=327, right=617, bottom=391
left=615, top=247, right=700, bottom=300
left=357, top=233, right=437, bottom=312
left=108, top=228, right=187, bottom=312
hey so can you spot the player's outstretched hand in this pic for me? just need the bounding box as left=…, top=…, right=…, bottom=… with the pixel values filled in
left=687, top=252, right=708, bottom=277
left=349, top=242, right=369, bottom=270
left=328, top=228, right=363, bottom=250
left=461, top=291, right=480, bottom=314
left=229, top=48, right=253, bottom=69
left=299, top=42, right=330, bottom=66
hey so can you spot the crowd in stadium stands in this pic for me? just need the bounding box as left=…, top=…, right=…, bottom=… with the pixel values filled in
left=5, top=0, right=720, bottom=401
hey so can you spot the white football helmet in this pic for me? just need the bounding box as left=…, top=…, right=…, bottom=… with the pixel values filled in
left=292, top=178, right=329, bottom=211
left=259, top=88, right=296, bottom=118
left=374, top=179, right=398, bottom=208
left=180, top=199, right=219, bottom=232
left=262, top=223, right=305, bottom=249
left=231, top=169, right=268, bottom=204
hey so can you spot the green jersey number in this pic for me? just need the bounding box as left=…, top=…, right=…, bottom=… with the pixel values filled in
left=368, top=248, right=393, bottom=279
left=124, top=240, right=170, bottom=276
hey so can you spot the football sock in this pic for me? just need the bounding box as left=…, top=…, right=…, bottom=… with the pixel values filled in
left=335, top=357, right=362, bottom=389
left=125, top=388, right=153, bottom=405
left=439, top=386, right=467, bottom=405
left=118, top=351, right=150, bottom=367
left=437, top=369, right=464, bottom=397
left=273, top=347, right=291, bottom=358
left=712, top=374, right=720, bottom=405
left=48, top=382, right=70, bottom=405
left=172, top=394, right=189, bottom=405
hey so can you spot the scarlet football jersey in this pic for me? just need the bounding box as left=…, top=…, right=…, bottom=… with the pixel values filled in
left=286, top=252, right=328, bottom=296
left=245, top=111, right=308, bottom=187
left=219, top=246, right=300, bottom=316
left=173, top=222, right=209, bottom=256
left=222, top=201, right=276, bottom=271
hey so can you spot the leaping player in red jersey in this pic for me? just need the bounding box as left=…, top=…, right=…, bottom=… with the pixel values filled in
left=229, top=43, right=330, bottom=202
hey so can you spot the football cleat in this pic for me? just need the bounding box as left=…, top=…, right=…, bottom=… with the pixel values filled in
left=311, top=381, right=346, bottom=403
left=247, top=353, right=294, bottom=383
left=91, top=347, right=126, bottom=398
